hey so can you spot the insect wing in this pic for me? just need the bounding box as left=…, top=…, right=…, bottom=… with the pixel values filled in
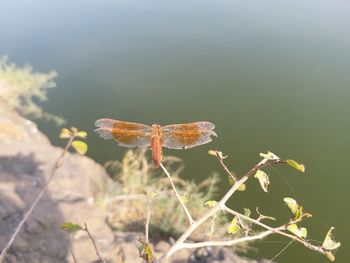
left=95, top=118, right=152, bottom=147
left=162, top=122, right=217, bottom=149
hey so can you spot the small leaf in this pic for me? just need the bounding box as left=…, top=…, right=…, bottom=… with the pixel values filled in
left=150, top=192, right=159, bottom=198
left=138, top=240, right=154, bottom=263
left=227, top=217, right=241, bottom=234
left=260, top=151, right=280, bottom=160
left=238, top=183, right=246, bottom=191
left=287, top=159, right=305, bottom=173
left=181, top=195, right=191, bottom=204
left=322, top=227, right=341, bottom=251
left=254, top=170, right=270, bottom=192
left=60, top=128, right=72, bottom=139
left=76, top=131, right=87, bottom=139
left=324, top=251, right=335, bottom=261
left=72, top=140, right=88, bottom=155
left=60, top=222, right=83, bottom=232
left=205, top=200, right=218, bottom=208
left=238, top=208, right=252, bottom=230
left=208, top=150, right=227, bottom=159
left=226, top=174, right=245, bottom=191
left=287, top=224, right=307, bottom=238
left=227, top=174, right=235, bottom=186
left=283, top=197, right=303, bottom=220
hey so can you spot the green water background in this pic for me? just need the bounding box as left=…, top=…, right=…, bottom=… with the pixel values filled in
left=1, top=0, right=349, bottom=262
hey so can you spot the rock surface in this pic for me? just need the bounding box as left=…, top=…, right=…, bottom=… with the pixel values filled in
left=0, top=103, right=270, bottom=263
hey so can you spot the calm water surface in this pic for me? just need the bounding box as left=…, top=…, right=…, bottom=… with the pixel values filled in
left=1, top=0, right=349, bottom=262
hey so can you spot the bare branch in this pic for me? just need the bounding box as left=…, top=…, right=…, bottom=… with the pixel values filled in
left=83, top=223, right=107, bottom=263
left=160, top=163, right=194, bottom=225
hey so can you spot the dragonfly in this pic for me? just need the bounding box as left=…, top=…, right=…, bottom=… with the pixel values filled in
left=94, top=118, right=217, bottom=167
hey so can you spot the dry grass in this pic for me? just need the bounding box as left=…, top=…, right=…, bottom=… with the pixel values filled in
left=100, top=148, right=227, bottom=239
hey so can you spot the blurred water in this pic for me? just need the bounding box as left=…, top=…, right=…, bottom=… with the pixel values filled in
left=1, top=0, right=349, bottom=262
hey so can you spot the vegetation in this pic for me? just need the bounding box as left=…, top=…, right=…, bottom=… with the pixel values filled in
left=0, top=59, right=340, bottom=262
left=0, top=56, right=64, bottom=125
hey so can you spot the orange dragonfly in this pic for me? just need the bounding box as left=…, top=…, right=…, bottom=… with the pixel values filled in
left=95, top=119, right=217, bottom=167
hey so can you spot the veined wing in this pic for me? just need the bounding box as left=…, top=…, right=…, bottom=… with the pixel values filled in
left=162, top=121, right=217, bottom=149
left=94, top=118, right=152, bottom=148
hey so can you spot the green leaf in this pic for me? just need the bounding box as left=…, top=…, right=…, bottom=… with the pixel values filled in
left=181, top=195, right=191, bottom=204
left=72, top=140, right=88, bottom=155
left=227, top=174, right=235, bottom=186
left=283, top=197, right=303, bottom=220
left=287, top=159, right=305, bottom=173
left=76, top=130, right=87, bottom=139
left=59, top=128, right=72, bottom=139
left=254, top=170, right=270, bottom=192
left=227, top=174, right=246, bottom=191
left=204, top=200, right=218, bottom=208
left=287, top=224, right=307, bottom=239
left=227, top=217, right=241, bottom=234
left=260, top=151, right=280, bottom=160
left=60, top=222, right=83, bottom=232
left=322, top=227, right=341, bottom=251
left=238, top=183, right=246, bottom=191
left=138, top=241, right=154, bottom=263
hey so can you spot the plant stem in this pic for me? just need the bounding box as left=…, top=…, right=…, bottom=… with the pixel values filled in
left=160, top=157, right=270, bottom=262
left=145, top=198, right=152, bottom=243
left=160, top=163, right=194, bottom=225
left=84, top=223, right=107, bottom=263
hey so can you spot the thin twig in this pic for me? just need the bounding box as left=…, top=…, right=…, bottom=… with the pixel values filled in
left=160, top=163, right=194, bottom=225
left=84, top=223, right=107, bottom=263
left=160, top=157, right=271, bottom=262
left=0, top=131, right=76, bottom=263
left=145, top=198, right=152, bottom=243
left=223, top=206, right=326, bottom=254
left=176, top=228, right=277, bottom=250
left=215, top=152, right=238, bottom=181
left=70, top=248, right=78, bottom=263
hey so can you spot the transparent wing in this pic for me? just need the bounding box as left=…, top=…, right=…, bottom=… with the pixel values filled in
left=94, top=118, right=152, bottom=148
left=162, top=122, right=217, bottom=149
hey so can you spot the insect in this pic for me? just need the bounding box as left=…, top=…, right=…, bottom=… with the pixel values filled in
left=94, top=119, right=217, bottom=167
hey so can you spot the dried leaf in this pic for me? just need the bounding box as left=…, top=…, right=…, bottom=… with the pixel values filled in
left=322, top=227, right=341, bottom=251
left=254, top=170, right=270, bottom=192
left=259, top=151, right=280, bottom=160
